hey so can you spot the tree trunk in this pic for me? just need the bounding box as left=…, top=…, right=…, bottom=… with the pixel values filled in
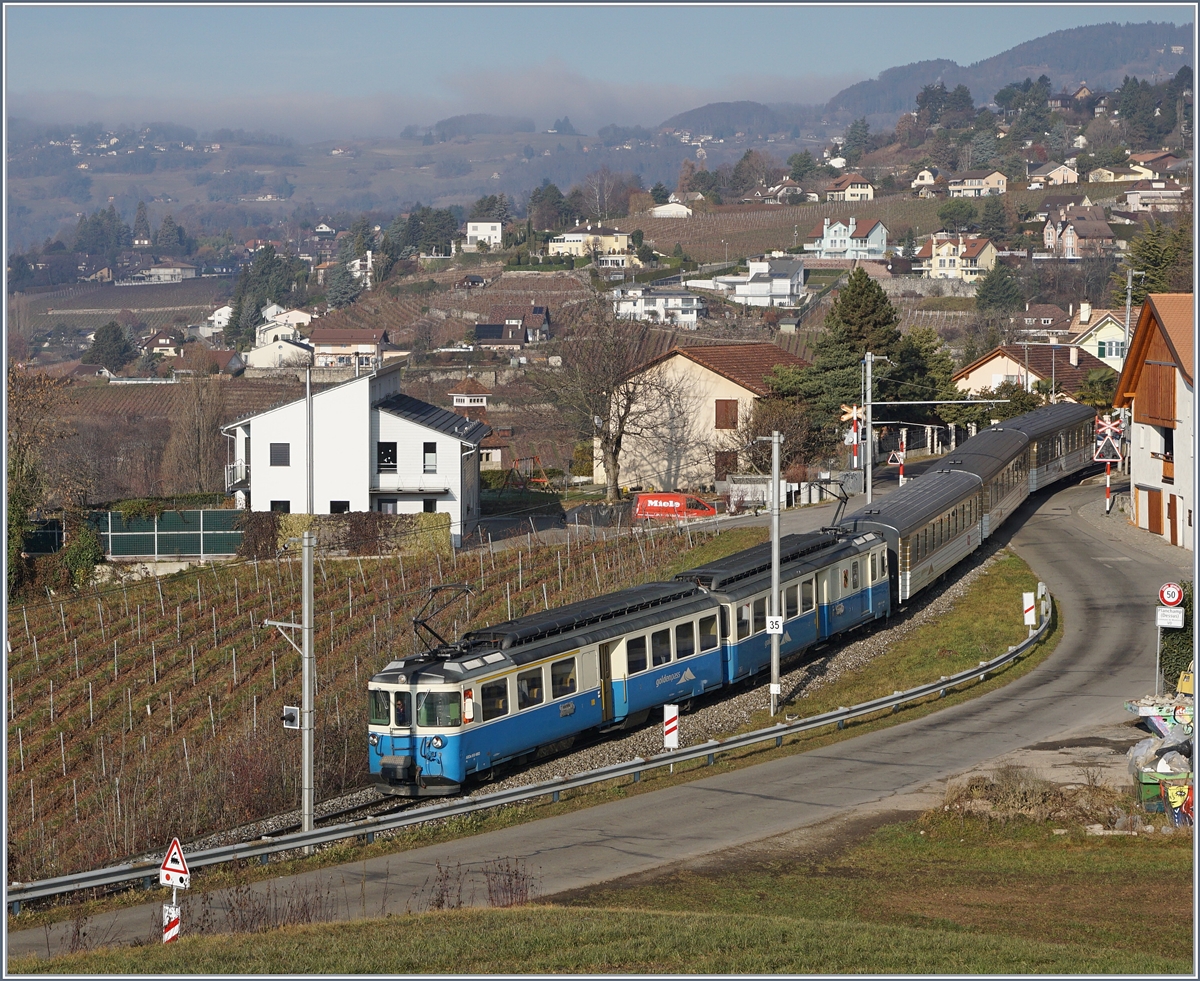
left=602, top=440, right=621, bottom=503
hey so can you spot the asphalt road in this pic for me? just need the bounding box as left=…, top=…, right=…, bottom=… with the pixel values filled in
left=9, top=477, right=1192, bottom=957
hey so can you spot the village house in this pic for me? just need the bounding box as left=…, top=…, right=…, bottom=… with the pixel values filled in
left=446, top=377, right=513, bottom=471
left=947, top=170, right=1008, bottom=197
left=824, top=173, right=874, bottom=202
left=701, top=254, right=807, bottom=307
left=1012, top=303, right=1072, bottom=338
left=804, top=216, right=889, bottom=260
left=611, top=285, right=709, bottom=327
left=547, top=223, right=632, bottom=257
left=953, top=343, right=1112, bottom=400
left=910, top=166, right=939, bottom=189
left=650, top=202, right=692, bottom=218
left=308, top=328, right=401, bottom=369
left=221, top=362, right=489, bottom=546
left=243, top=338, right=313, bottom=370
left=1113, top=294, right=1193, bottom=550
left=463, top=221, right=503, bottom=251
left=1127, top=151, right=1183, bottom=178
left=1124, top=179, right=1188, bottom=212
left=593, top=343, right=809, bottom=491
left=1088, top=165, right=1144, bottom=183
left=1028, top=162, right=1079, bottom=186
left=911, top=236, right=997, bottom=281
left=487, top=305, right=550, bottom=343
left=1042, top=218, right=1115, bottom=257
left=473, top=323, right=527, bottom=351
left=1067, top=303, right=1128, bottom=370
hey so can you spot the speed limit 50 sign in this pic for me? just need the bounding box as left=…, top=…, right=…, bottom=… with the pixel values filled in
left=1159, top=582, right=1184, bottom=607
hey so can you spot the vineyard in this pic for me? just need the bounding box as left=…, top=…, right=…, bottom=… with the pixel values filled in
left=4, top=520, right=749, bottom=884
left=25, top=279, right=231, bottom=334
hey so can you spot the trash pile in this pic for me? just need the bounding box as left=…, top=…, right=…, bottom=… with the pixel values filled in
left=1125, top=691, right=1194, bottom=826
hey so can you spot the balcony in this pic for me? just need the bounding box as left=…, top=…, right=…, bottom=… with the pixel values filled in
left=371, top=472, right=449, bottom=494
left=225, top=460, right=249, bottom=492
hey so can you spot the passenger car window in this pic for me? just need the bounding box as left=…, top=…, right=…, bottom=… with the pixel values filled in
left=652, top=628, right=672, bottom=666
left=736, top=604, right=751, bottom=640
left=416, top=691, right=461, bottom=727
left=369, top=690, right=391, bottom=726
left=675, top=622, right=695, bottom=659
left=626, top=636, right=648, bottom=673
left=801, top=579, right=815, bottom=613
left=785, top=585, right=798, bottom=618
left=480, top=679, right=507, bottom=721
left=551, top=658, right=577, bottom=698
left=516, top=667, right=543, bottom=709
left=852, top=561, right=859, bottom=589
left=394, top=691, right=411, bottom=727
left=699, top=615, right=718, bottom=651
left=870, top=552, right=878, bottom=583
left=753, top=598, right=766, bottom=633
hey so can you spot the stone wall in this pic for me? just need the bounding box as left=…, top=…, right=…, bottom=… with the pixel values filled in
left=879, top=275, right=977, bottom=298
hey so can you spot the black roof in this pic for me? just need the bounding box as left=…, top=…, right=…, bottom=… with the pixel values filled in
left=373, top=393, right=491, bottom=444
left=473, top=324, right=505, bottom=339
left=677, top=531, right=839, bottom=590
left=1002, top=402, right=1095, bottom=442
left=941, top=428, right=1029, bottom=483
left=842, top=470, right=984, bottom=539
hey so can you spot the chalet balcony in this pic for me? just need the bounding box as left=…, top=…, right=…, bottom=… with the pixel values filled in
left=371, top=472, right=450, bottom=494
left=225, top=460, right=249, bottom=492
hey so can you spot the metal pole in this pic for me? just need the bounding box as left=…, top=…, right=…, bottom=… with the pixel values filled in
left=864, top=353, right=873, bottom=505
left=306, top=368, right=314, bottom=514
left=302, top=530, right=314, bottom=848
left=1154, top=624, right=1162, bottom=698
left=770, top=431, right=781, bottom=717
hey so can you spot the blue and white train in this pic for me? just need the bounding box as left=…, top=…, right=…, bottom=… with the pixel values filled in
left=368, top=402, right=1095, bottom=796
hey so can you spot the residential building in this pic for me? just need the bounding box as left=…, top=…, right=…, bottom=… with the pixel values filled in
left=346, top=251, right=374, bottom=288
left=143, top=329, right=185, bottom=358
left=1127, top=151, right=1183, bottom=178
left=1113, top=294, right=1193, bottom=549
left=1035, top=194, right=1093, bottom=220
left=593, top=343, right=809, bottom=491
left=170, top=347, right=245, bottom=376
left=308, top=328, right=400, bottom=369
left=446, top=377, right=512, bottom=471
left=1088, top=165, right=1144, bottom=182
left=1124, top=179, right=1188, bottom=212
left=953, top=343, right=1112, bottom=399
left=221, top=363, right=489, bottom=546
left=473, top=323, right=526, bottom=350
left=947, top=170, right=1007, bottom=196
left=804, top=216, right=889, bottom=260
left=464, top=221, right=503, bottom=251
left=1042, top=218, right=1115, bottom=257
left=824, top=173, right=874, bottom=201
left=547, top=223, right=632, bottom=257
left=611, top=285, right=709, bottom=326
left=911, top=236, right=997, bottom=281
left=488, top=305, right=550, bottom=343
left=1067, top=303, right=1128, bottom=370
left=709, top=254, right=806, bottom=307
left=1013, top=303, right=1072, bottom=337
left=255, top=320, right=302, bottom=347
left=650, top=202, right=692, bottom=218
left=116, top=260, right=196, bottom=285
left=1029, top=162, right=1079, bottom=185
left=668, top=191, right=707, bottom=205
left=910, top=166, right=939, bottom=189
left=243, top=339, right=313, bottom=369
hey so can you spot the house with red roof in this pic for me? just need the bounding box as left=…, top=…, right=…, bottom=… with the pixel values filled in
left=823, top=173, right=874, bottom=202
left=912, top=236, right=997, bottom=281
left=593, top=342, right=809, bottom=491
left=1113, top=295, right=1193, bottom=549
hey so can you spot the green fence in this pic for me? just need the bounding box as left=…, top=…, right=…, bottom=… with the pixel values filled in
left=85, top=510, right=242, bottom=559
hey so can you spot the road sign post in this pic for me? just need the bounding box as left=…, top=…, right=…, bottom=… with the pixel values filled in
left=1023, top=591, right=1037, bottom=635
left=1159, top=582, right=1184, bottom=607
left=1155, top=583, right=1186, bottom=697
left=159, top=837, right=190, bottom=943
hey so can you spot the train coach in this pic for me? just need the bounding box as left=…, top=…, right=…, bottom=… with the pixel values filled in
left=368, top=402, right=1096, bottom=796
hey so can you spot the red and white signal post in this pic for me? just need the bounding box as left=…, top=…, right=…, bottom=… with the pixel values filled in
left=840, top=405, right=863, bottom=470
left=1094, top=415, right=1123, bottom=514
left=159, top=837, right=190, bottom=943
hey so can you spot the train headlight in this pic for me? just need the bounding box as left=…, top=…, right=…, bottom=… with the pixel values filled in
left=369, top=733, right=380, bottom=747
left=431, top=735, right=445, bottom=749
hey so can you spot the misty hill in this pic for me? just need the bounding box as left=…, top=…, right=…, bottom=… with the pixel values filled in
left=826, top=21, right=1192, bottom=118
left=431, top=114, right=536, bottom=138
left=659, top=101, right=786, bottom=138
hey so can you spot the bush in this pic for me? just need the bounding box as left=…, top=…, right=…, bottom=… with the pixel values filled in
left=1161, top=580, right=1194, bottom=692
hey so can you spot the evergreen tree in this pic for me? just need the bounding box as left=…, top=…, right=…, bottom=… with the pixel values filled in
left=975, top=263, right=1023, bottom=312
left=154, top=213, right=184, bottom=256
left=132, top=201, right=151, bottom=242
left=82, top=321, right=135, bottom=371
left=843, top=118, right=870, bottom=164
left=937, top=199, right=977, bottom=233
left=1110, top=219, right=1192, bottom=306
left=825, top=266, right=902, bottom=354
left=325, top=264, right=362, bottom=309
left=979, top=197, right=1009, bottom=242
left=650, top=182, right=670, bottom=204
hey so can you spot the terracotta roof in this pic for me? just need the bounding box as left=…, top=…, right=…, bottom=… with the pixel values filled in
left=959, top=238, right=995, bottom=258
left=307, top=328, right=389, bottom=344
left=447, top=376, right=492, bottom=396
left=1065, top=220, right=1114, bottom=239
left=649, top=343, right=809, bottom=397
left=825, top=173, right=870, bottom=191
left=1128, top=179, right=1185, bottom=191
left=949, top=170, right=1004, bottom=181
left=1149, top=294, right=1194, bottom=381
left=489, top=305, right=532, bottom=323
left=953, top=344, right=1112, bottom=394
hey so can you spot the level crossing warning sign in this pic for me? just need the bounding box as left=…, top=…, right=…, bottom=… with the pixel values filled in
left=163, top=904, right=181, bottom=944
left=1094, top=416, right=1122, bottom=462
left=159, top=837, right=190, bottom=889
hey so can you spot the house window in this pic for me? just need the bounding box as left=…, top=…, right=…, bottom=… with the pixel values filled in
left=423, top=442, right=437, bottom=473
left=378, top=499, right=398, bottom=514
left=423, top=499, right=437, bottom=513
left=330, top=501, right=350, bottom=514
left=377, top=442, right=397, bottom=473
left=715, top=399, right=739, bottom=430
left=270, top=501, right=291, bottom=513
left=269, top=443, right=290, bottom=467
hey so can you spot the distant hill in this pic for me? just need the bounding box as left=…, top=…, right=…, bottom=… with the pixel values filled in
left=825, top=21, right=1192, bottom=119
left=431, top=114, right=536, bottom=138
left=659, top=101, right=784, bottom=138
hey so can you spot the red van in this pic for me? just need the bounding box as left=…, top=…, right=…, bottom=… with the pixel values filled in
left=634, top=493, right=717, bottom=521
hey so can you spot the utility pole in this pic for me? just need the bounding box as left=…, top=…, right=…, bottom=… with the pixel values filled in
left=864, top=352, right=874, bottom=504
left=301, top=530, right=314, bottom=847
left=305, top=367, right=314, bottom=515
left=769, top=431, right=781, bottom=716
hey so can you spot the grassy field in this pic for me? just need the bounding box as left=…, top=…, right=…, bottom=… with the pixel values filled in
left=13, top=813, right=1191, bottom=973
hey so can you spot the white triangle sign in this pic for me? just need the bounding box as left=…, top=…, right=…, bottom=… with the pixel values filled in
left=159, top=837, right=191, bottom=889
left=1093, top=435, right=1121, bottom=463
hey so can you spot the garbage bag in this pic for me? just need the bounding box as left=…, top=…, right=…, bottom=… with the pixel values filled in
left=1156, top=751, right=1191, bottom=773
left=1128, top=736, right=1163, bottom=779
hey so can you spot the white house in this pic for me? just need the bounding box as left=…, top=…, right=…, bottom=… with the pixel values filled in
left=221, top=363, right=490, bottom=546
left=255, top=320, right=302, bottom=347
left=705, top=254, right=806, bottom=308
left=346, top=251, right=374, bottom=288
left=207, top=304, right=233, bottom=331
left=911, top=166, right=939, bottom=189
left=650, top=202, right=692, bottom=218
left=611, top=285, right=708, bottom=326
left=260, top=302, right=287, bottom=322
left=1067, top=304, right=1128, bottom=370
left=1114, top=295, right=1193, bottom=550
left=464, top=221, right=503, bottom=250
left=804, top=216, right=889, bottom=260
left=243, top=338, right=314, bottom=369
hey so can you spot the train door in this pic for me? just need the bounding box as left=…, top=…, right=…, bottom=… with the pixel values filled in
left=599, top=641, right=616, bottom=724
left=816, top=569, right=832, bottom=638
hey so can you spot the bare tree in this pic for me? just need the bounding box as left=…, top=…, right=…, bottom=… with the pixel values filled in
left=712, top=396, right=839, bottom=481
left=531, top=302, right=687, bottom=502
left=581, top=167, right=620, bottom=222
left=161, top=348, right=227, bottom=494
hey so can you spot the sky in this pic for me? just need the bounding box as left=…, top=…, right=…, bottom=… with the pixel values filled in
left=5, top=3, right=1195, bottom=141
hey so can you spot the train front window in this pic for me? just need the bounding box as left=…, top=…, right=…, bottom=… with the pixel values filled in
left=652, top=628, right=672, bottom=666
left=369, top=689, right=391, bottom=726
left=416, top=691, right=461, bottom=728
left=675, top=622, right=695, bottom=659
left=394, top=691, right=411, bottom=727
left=517, top=667, right=544, bottom=709
left=699, top=615, right=718, bottom=651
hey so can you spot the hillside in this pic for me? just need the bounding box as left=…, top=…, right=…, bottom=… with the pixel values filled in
left=825, top=21, right=1193, bottom=122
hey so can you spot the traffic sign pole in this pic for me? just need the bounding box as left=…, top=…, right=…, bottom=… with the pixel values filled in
left=1105, top=463, right=1112, bottom=515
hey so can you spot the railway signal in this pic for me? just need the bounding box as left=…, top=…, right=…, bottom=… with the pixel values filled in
left=841, top=404, right=861, bottom=468
left=159, top=838, right=190, bottom=944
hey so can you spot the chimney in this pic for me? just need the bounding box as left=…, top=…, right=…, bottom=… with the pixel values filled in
left=1069, top=346, right=1078, bottom=367
left=1069, top=302, right=1073, bottom=316
left=1025, top=301, right=1030, bottom=312
left=1080, top=301, right=1091, bottom=323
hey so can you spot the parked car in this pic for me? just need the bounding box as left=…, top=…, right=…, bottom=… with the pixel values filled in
left=634, top=493, right=717, bottom=521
